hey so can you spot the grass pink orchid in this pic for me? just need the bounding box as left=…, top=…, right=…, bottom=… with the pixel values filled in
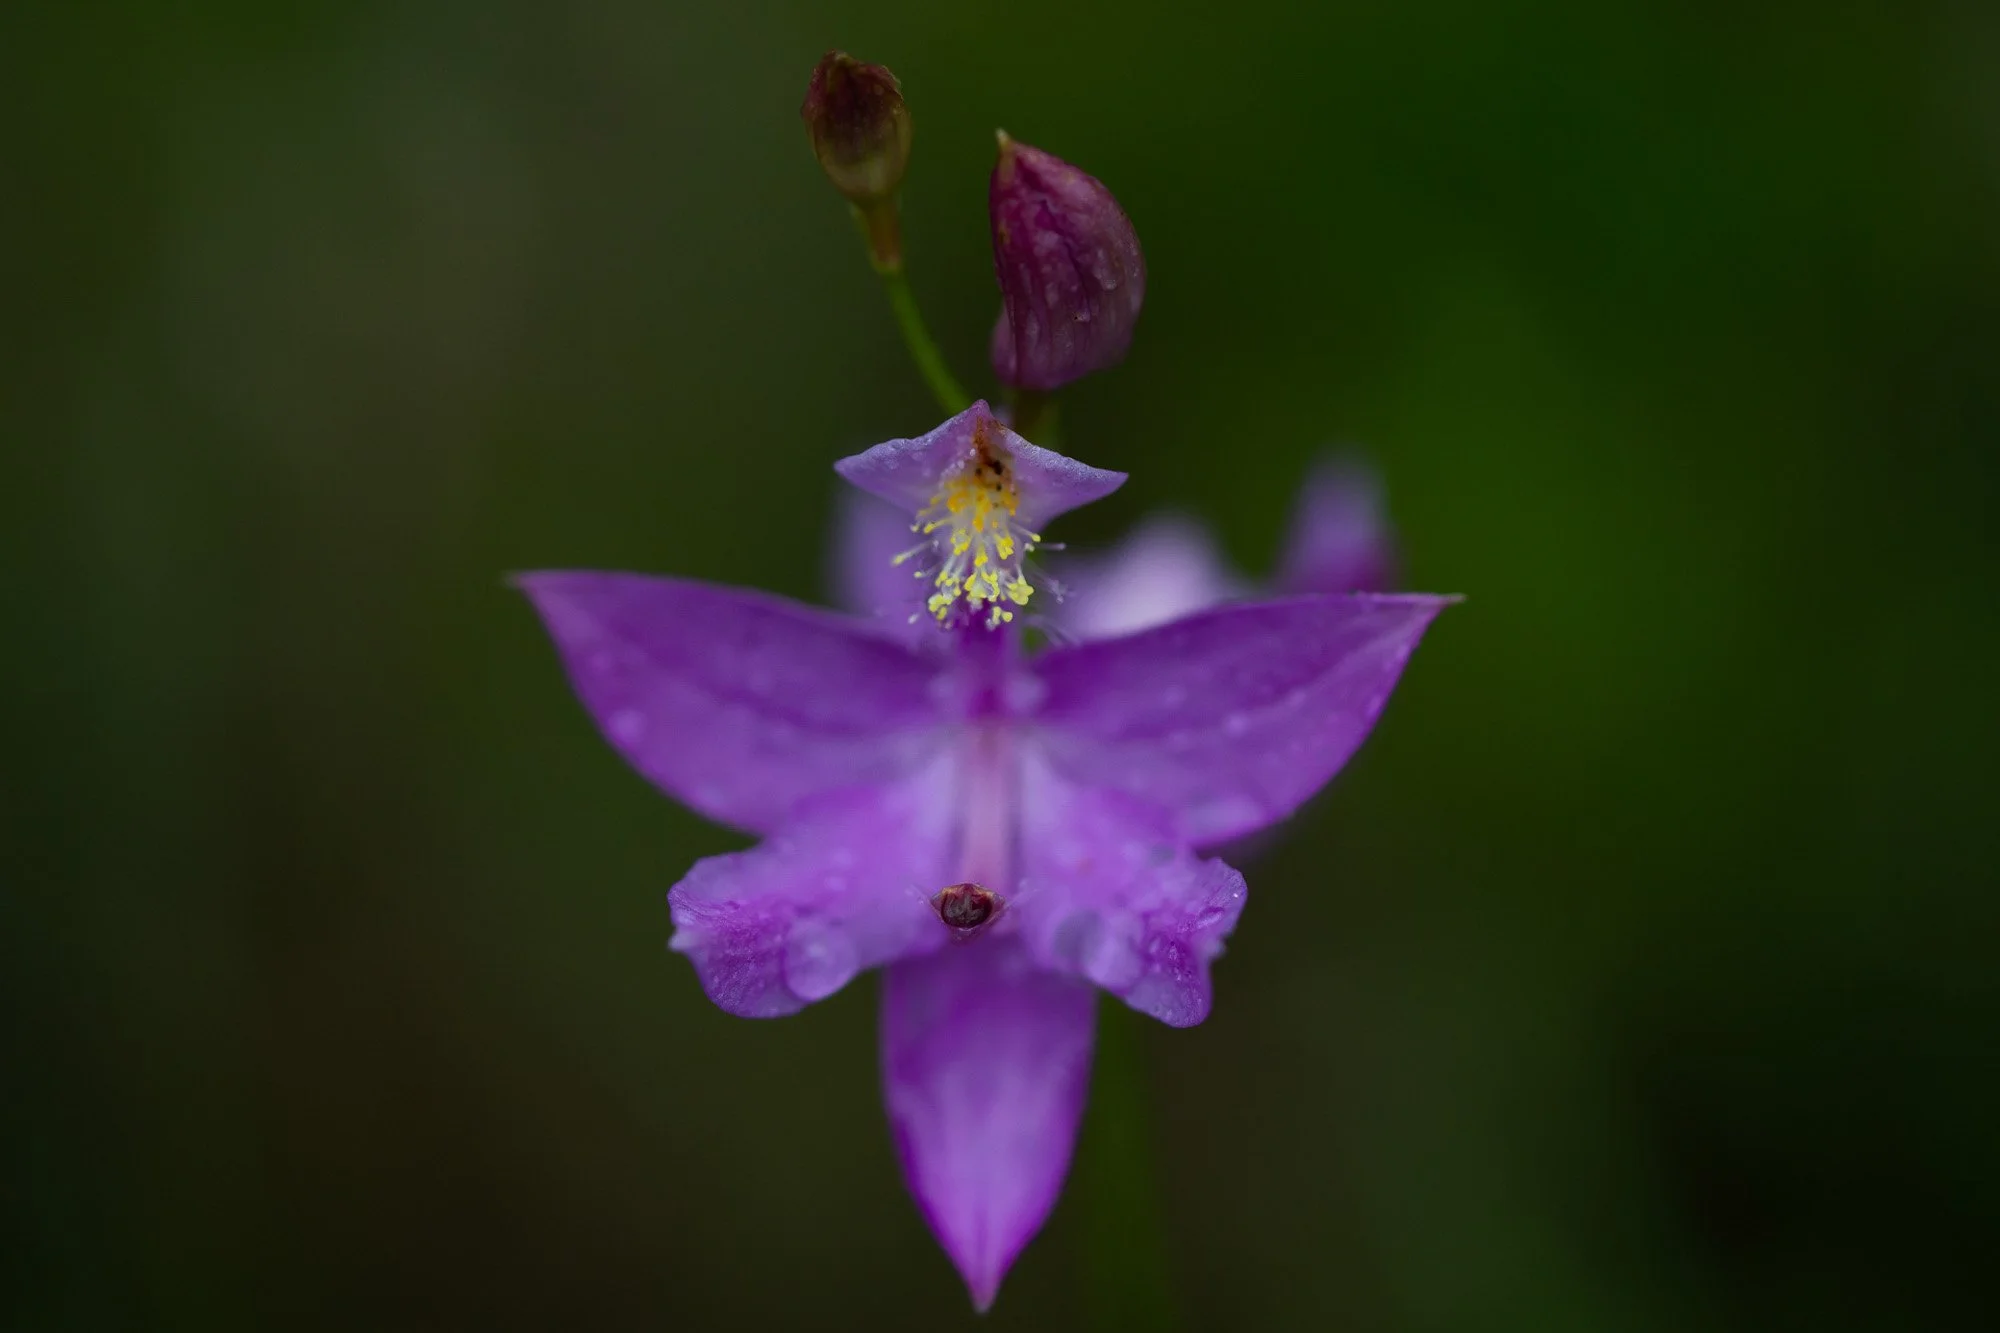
left=519, top=402, right=1451, bottom=1308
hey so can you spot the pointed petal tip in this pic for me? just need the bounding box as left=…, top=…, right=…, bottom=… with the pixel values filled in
left=1031, top=591, right=1456, bottom=845
left=1136, top=982, right=1214, bottom=1029
left=934, top=1207, right=1020, bottom=1317
left=1383, top=589, right=1464, bottom=618
left=938, top=1227, right=1008, bottom=1312
left=514, top=571, right=946, bottom=834
left=507, top=569, right=559, bottom=595
left=882, top=948, right=1095, bottom=1323
left=835, top=401, right=1122, bottom=529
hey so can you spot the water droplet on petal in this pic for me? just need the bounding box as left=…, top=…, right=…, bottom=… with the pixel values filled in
left=784, top=920, right=859, bottom=1002
left=1053, top=911, right=1143, bottom=991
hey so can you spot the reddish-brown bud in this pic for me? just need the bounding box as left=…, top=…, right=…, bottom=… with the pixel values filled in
left=801, top=52, right=913, bottom=209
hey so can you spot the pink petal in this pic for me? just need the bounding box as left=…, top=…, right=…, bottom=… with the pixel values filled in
left=834, top=402, right=1124, bottom=531
left=1031, top=593, right=1455, bottom=846
left=828, top=487, right=933, bottom=641
left=670, top=762, right=956, bottom=1017
left=1053, top=513, right=1244, bottom=641
left=1277, top=458, right=1399, bottom=595
left=881, top=942, right=1096, bottom=1311
left=517, top=572, right=947, bottom=836
left=1015, top=754, right=1248, bottom=1026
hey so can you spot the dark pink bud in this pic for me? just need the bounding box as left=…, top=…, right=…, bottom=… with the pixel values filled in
left=988, top=133, right=1146, bottom=391
left=801, top=52, right=913, bottom=208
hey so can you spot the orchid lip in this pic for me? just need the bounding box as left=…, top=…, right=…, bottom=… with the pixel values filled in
left=833, top=402, right=1127, bottom=639
left=899, top=416, right=1041, bottom=629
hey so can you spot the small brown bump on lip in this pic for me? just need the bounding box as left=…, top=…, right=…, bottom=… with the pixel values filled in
left=969, top=414, right=1011, bottom=479
left=931, top=881, right=1004, bottom=936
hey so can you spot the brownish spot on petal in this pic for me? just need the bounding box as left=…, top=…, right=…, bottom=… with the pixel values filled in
left=930, top=881, right=1004, bottom=938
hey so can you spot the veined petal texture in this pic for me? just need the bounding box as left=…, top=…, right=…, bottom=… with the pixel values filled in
left=1031, top=593, right=1454, bottom=846
left=881, top=941, right=1096, bottom=1311
left=833, top=402, right=1125, bottom=532
left=517, top=572, right=947, bottom=835
left=669, top=763, right=956, bottom=1017
left=1016, top=756, right=1247, bottom=1027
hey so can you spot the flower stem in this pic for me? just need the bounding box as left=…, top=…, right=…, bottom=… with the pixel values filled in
left=1079, top=999, right=1183, bottom=1330
left=851, top=204, right=970, bottom=416
left=1008, top=389, right=1061, bottom=447
left=877, top=264, right=970, bottom=416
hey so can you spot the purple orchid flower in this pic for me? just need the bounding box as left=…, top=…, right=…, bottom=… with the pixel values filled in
left=520, top=402, right=1451, bottom=1309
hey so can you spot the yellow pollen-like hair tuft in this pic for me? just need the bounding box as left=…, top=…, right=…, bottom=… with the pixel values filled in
left=900, top=448, right=1040, bottom=628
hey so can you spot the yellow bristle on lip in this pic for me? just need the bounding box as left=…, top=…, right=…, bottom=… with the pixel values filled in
left=901, top=444, right=1041, bottom=629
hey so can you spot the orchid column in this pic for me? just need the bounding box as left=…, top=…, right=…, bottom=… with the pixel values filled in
left=519, top=51, right=1455, bottom=1313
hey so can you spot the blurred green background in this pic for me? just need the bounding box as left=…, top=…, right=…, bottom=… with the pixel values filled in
left=7, top=1, right=1997, bottom=1328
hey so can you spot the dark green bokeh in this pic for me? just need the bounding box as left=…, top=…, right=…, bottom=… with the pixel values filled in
left=7, top=1, right=1996, bottom=1328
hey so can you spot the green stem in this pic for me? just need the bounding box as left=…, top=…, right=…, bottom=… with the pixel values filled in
left=1008, top=389, right=1061, bottom=447
left=845, top=200, right=969, bottom=416
left=1079, top=999, right=1183, bottom=1330
left=878, top=264, right=970, bottom=415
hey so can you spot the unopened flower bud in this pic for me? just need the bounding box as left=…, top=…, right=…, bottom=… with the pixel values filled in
left=801, top=52, right=912, bottom=209
left=988, top=133, right=1146, bottom=391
